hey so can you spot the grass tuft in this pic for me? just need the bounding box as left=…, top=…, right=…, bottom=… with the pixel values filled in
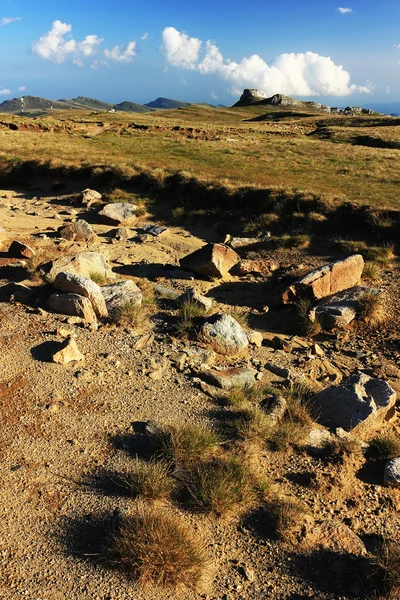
left=227, top=406, right=271, bottom=444
left=335, top=239, right=395, bottom=265
left=362, top=262, right=381, bottom=283
left=154, top=424, right=219, bottom=470
left=296, top=299, right=322, bottom=337
left=255, top=495, right=309, bottom=540
left=175, top=299, right=207, bottom=338
left=183, top=456, right=257, bottom=516
left=373, top=537, right=400, bottom=600
left=107, top=461, right=175, bottom=500
left=89, top=271, right=106, bottom=285
left=357, top=290, right=385, bottom=326
left=108, top=506, right=210, bottom=590
left=368, top=433, right=400, bottom=460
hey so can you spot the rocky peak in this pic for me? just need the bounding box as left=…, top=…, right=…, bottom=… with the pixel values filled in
left=239, top=89, right=267, bottom=103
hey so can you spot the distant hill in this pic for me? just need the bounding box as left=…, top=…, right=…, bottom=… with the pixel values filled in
left=145, top=97, right=191, bottom=109
left=0, top=95, right=68, bottom=113
left=362, top=103, right=400, bottom=116
left=60, top=96, right=114, bottom=111
left=113, top=101, right=153, bottom=113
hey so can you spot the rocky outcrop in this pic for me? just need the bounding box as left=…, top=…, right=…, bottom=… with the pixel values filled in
left=59, top=220, right=98, bottom=243
left=180, top=243, right=240, bottom=279
left=53, top=272, right=108, bottom=318
left=239, top=89, right=267, bottom=104
left=266, top=94, right=302, bottom=107
left=46, top=251, right=111, bottom=281
left=47, top=293, right=97, bottom=323
left=309, top=373, right=396, bottom=437
left=199, top=313, right=248, bottom=355
left=281, top=255, right=364, bottom=304
left=97, top=203, right=138, bottom=226
left=310, top=286, right=372, bottom=330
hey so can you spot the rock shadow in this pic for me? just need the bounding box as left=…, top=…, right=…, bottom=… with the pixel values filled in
left=30, top=340, right=63, bottom=362
left=59, top=512, right=117, bottom=567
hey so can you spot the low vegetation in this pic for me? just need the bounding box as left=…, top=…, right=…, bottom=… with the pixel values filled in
left=175, top=299, right=208, bottom=338
left=357, top=290, right=385, bottom=326
left=335, top=239, right=395, bottom=265
left=373, top=537, right=400, bottom=600
left=254, top=494, right=309, bottom=541
left=108, top=506, right=210, bottom=590
left=154, top=423, right=219, bottom=469
left=368, top=433, right=400, bottom=460
left=108, top=461, right=175, bottom=500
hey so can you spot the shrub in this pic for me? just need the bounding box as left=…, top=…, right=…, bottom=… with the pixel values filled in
left=175, top=299, right=207, bottom=338
left=155, top=424, right=219, bottom=469
left=108, top=506, right=210, bottom=589
left=368, top=433, right=400, bottom=460
left=357, top=290, right=385, bottom=326
left=184, top=456, right=257, bottom=516
left=108, top=461, right=175, bottom=500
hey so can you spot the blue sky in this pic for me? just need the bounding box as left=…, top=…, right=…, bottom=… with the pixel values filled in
left=0, top=0, right=399, bottom=105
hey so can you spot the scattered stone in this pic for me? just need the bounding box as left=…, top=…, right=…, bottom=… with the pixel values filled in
left=111, top=227, right=130, bottom=240
left=281, top=255, right=364, bottom=304
left=142, top=224, right=168, bottom=237
left=184, top=346, right=216, bottom=367
left=384, top=457, right=400, bottom=488
left=132, top=333, right=154, bottom=351
left=153, top=285, right=180, bottom=300
left=226, top=236, right=260, bottom=249
left=101, top=280, right=142, bottom=315
left=305, top=427, right=334, bottom=456
left=198, top=381, right=228, bottom=400
left=199, top=313, right=248, bottom=355
left=54, top=272, right=108, bottom=318
left=233, top=259, right=279, bottom=277
left=59, top=220, right=98, bottom=243
left=198, top=367, right=257, bottom=390
left=311, top=342, right=324, bottom=356
left=310, top=286, right=372, bottom=330
left=180, top=243, right=240, bottom=279
left=247, top=330, right=263, bottom=347
left=305, top=521, right=367, bottom=556
left=47, top=251, right=111, bottom=281
left=47, top=293, right=97, bottom=324
left=8, top=240, right=35, bottom=258
left=309, top=373, right=397, bottom=436
left=97, top=203, right=138, bottom=226
left=178, top=288, right=212, bottom=312
left=169, top=352, right=187, bottom=371
left=9, top=282, right=35, bottom=304
left=261, top=394, right=287, bottom=425
left=265, top=362, right=292, bottom=380
left=52, top=336, right=85, bottom=364
left=81, top=188, right=102, bottom=207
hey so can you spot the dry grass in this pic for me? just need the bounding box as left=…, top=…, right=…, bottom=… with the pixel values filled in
left=227, top=406, right=271, bottom=445
left=373, top=537, right=400, bottom=600
left=357, top=290, right=385, bottom=326
left=368, top=432, right=400, bottom=460
left=335, top=239, right=395, bottom=265
left=296, top=299, right=322, bottom=337
left=89, top=271, right=106, bottom=285
left=108, top=506, right=210, bottom=590
left=268, top=381, right=314, bottom=452
left=175, top=299, right=208, bottom=338
left=225, top=307, right=250, bottom=329
left=255, top=494, right=309, bottom=541
left=107, top=461, right=175, bottom=500
left=154, top=423, right=219, bottom=469
left=183, top=455, right=257, bottom=516
left=362, top=261, right=381, bottom=283
left=111, top=280, right=156, bottom=329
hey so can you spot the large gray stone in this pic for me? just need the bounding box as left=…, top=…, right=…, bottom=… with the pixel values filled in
left=81, top=188, right=102, bottom=207
left=199, top=313, right=248, bottom=355
left=59, top=220, right=98, bottom=243
left=47, top=293, right=97, bottom=323
left=46, top=251, right=111, bottom=281
left=384, top=457, right=400, bottom=488
left=97, top=203, right=138, bottom=226
left=53, top=272, right=108, bottom=318
left=311, top=286, right=372, bottom=330
left=198, top=367, right=256, bottom=390
left=282, top=255, right=364, bottom=304
left=101, top=280, right=142, bottom=315
left=309, top=373, right=396, bottom=436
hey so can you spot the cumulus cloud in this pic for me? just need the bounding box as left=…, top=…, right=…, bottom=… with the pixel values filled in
left=163, top=27, right=370, bottom=97
left=1, top=16, right=21, bottom=26
left=104, top=41, right=136, bottom=62
left=141, top=32, right=150, bottom=40
left=337, top=7, right=353, bottom=13
left=32, top=20, right=103, bottom=64
left=162, top=27, right=202, bottom=69
left=0, top=88, right=11, bottom=95
left=18, top=86, right=26, bottom=92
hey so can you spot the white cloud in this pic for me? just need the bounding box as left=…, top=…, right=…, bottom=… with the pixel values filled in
left=32, top=20, right=103, bottom=64
left=0, top=88, right=11, bottom=95
left=385, top=86, right=391, bottom=94
left=162, top=27, right=202, bottom=69
left=104, top=41, right=136, bottom=62
left=337, top=7, right=353, bottom=13
left=211, top=91, right=218, bottom=100
left=18, top=86, right=26, bottom=92
left=1, top=16, right=21, bottom=26
left=163, top=27, right=371, bottom=97
left=91, top=59, right=109, bottom=70
left=141, top=32, right=150, bottom=40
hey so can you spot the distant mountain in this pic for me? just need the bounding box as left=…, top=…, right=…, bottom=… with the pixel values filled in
left=145, top=97, right=191, bottom=109
left=0, top=95, right=68, bottom=113
left=113, top=101, right=153, bottom=113
left=61, top=96, right=114, bottom=110
left=361, top=103, right=400, bottom=116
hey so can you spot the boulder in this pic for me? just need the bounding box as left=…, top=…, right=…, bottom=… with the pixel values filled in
left=198, top=367, right=257, bottom=390
left=111, top=227, right=130, bottom=240
left=0, top=227, right=7, bottom=250
left=142, top=225, right=167, bottom=237
left=97, top=203, right=138, bottom=226
left=59, top=220, right=98, bottom=243
left=234, top=259, right=278, bottom=277
left=101, top=280, right=142, bottom=315
left=309, top=373, right=396, bottom=436
left=81, top=188, right=102, bottom=207
left=310, top=286, right=372, bottom=330
left=53, top=272, right=108, bottom=318
left=199, top=313, right=248, bottom=355
left=247, top=330, right=263, bottom=347
left=384, top=457, right=400, bottom=488
left=52, top=336, right=85, bottom=364
left=178, top=288, right=212, bottom=312
left=239, top=89, right=267, bottom=103
left=8, top=240, right=36, bottom=258
left=47, top=293, right=97, bottom=323
left=281, top=255, right=364, bottom=304
left=180, top=243, right=240, bottom=279
left=305, top=521, right=366, bottom=556
left=46, top=251, right=111, bottom=281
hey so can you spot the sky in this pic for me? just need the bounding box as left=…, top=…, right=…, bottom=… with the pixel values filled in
left=0, top=0, right=400, bottom=106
